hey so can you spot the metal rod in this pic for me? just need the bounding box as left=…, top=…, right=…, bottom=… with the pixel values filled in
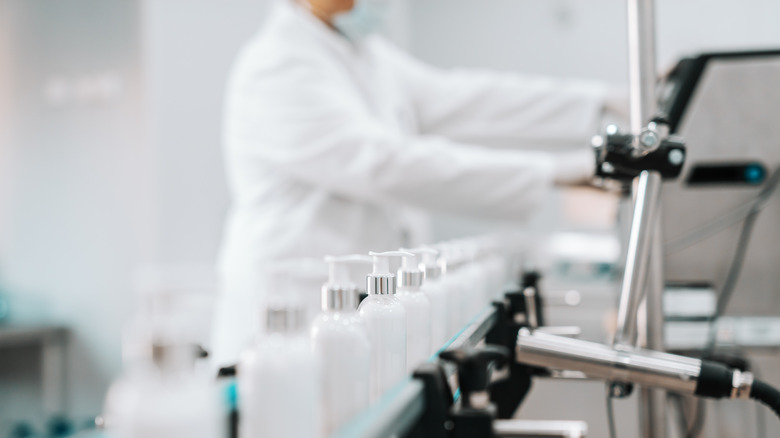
left=494, top=420, right=588, bottom=438
left=627, top=0, right=659, bottom=133
left=516, top=330, right=701, bottom=395
left=523, top=287, right=539, bottom=329
left=624, top=2, right=665, bottom=435
left=639, top=215, right=669, bottom=437
left=613, top=171, right=662, bottom=347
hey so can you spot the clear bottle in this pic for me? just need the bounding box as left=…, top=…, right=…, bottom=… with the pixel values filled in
left=239, top=299, right=321, bottom=438
left=103, top=294, right=226, bottom=438
left=311, top=255, right=372, bottom=436
left=358, top=251, right=409, bottom=401
left=396, top=250, right=433, bottom=372
left=418, top=248, right=449, bottom=354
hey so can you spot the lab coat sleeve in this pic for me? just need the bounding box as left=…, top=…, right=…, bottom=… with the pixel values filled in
left=373, top=39, right=609, bottom=150
left=226, top=57, right=559, bottom=221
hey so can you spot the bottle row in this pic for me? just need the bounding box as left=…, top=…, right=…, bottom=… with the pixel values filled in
left=102, top=234, right=528, bottom=438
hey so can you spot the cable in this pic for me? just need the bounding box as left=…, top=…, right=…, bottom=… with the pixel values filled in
left=750, top=379, right=780, bottom=422
left=669, top=394, right=687, bottom=436
left=702, top=168, right=780, bottom=356
left=665, top=167, right=780, bottom=254
left=685, top=398, right=706, bottom=438
left=605, top=384, right=618, bottom=438
left=701, top=208, right=758, bottom=355
left=668, top=393, right=702, bottom=438
left=750, top=359, right=767, bottom=438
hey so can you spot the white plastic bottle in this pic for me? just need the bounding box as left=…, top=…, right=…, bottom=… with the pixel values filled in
left=437, top=243, right=465, bottom=337
left=358, top=251, right=409, bottom=401
left=103, top=296, right=226, bottom=438
left=239, top=300, right=321, bottom=438
left=311, top=255, right=372, bottom=436
left=396, top=250, right=433, bottom=372
left=418, top=248, right=449, bottom=354
left=461, top=240, right=488, bottom=315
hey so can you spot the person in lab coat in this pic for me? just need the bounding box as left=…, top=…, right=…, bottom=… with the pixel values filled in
left=211, top=0, right=623, bottom=368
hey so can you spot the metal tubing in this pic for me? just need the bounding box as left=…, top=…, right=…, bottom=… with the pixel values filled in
left=627, top=0, right=659, bottom=133
left=613, top=171, right=662, bottom=347
left=516, top=330, right=701, bottom=395
left=639, top=219, right=668, bottom=437
left=625, top=2, right=664, bottom=435
left=493, top=420, right=588, bottom=438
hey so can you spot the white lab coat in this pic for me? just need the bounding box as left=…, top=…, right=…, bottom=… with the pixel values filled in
left=211, top=0, right=608, bottom=368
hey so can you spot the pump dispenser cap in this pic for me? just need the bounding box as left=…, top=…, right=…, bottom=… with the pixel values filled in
left=323, top=255, right=372, bottom=311
left=411, top=247, right=441, bottom=281
left=367, top=251, right=413, bottom=295
left=265, top=301, right=307, bottom=333
left=398, top=249, right=426, bottom=288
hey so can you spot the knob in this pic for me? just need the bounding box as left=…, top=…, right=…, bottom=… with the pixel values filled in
left=440, top=346, right=510, bottom=409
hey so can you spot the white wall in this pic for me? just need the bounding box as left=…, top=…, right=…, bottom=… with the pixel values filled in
left=409, top=0, right=780, bottom=78
left=140, top=0, right=269, bottom=267
left=0, top=0, right=295, bottom=424
left=0, top=0, right=12, bottom=254
left=0, top=0, right=150, bottom=423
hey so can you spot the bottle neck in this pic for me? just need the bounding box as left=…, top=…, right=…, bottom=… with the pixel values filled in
left=266, top=307, right=307, bottom=333
left=398, top=270, right=424, bottom=289
left=367, top=275, right=396, bottom=295
left=149, top=342, right=198, bottom=375
left=322, top=285, right=360, bottom=312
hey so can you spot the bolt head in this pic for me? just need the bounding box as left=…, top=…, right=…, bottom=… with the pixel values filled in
left=639, top=131, right=660, bottom=149
left=601, top=162, right=615, bottom=174
left=668, top=149, right=685, bottom=166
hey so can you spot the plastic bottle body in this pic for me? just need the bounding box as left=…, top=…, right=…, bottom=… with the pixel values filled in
left=441, top=272, right=464, bottom=338
left=238, top=333, right=321, bottom=438
left=103, top=369, right=225, bottom=438
left=311, top=312, right=371, bottom=436
left=482, top=254, right=508, bottom=302
left=422, top=280, right=449, bottom=354
left=466, top=262, right=489, bottom=312
left=395, top=287, right=432, bottom=372
left=358, top=295, right=407, bottom=401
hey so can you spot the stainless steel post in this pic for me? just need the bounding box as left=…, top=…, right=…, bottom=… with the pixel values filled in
left=640, top=221, right=668, bottom=438
left=620, top=1, right=666, bottom=436
left=613, top=171, right=661, bottom=346
left=627, top=0, right=658, bottom=133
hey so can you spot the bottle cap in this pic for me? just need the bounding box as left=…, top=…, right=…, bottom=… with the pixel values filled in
left=265, top=297, right=307, bottom=333
left=415, top=247, right=442, bottom=281
left=398, top=248, right=426, bottom=288
left=322, top=255, right=372, bottom=311
left=367, top=251, right=413, bottom=295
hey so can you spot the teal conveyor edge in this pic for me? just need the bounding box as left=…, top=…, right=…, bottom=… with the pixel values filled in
left=330, top=305, right=499, bottom=438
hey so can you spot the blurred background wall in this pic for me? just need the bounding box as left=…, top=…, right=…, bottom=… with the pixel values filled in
left=1, top=0, right=150, bottom=425
left=0, top=0, right=778, bottom=431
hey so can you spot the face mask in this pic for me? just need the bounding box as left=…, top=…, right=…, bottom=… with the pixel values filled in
left=332, top=0, right=391, bottom=42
